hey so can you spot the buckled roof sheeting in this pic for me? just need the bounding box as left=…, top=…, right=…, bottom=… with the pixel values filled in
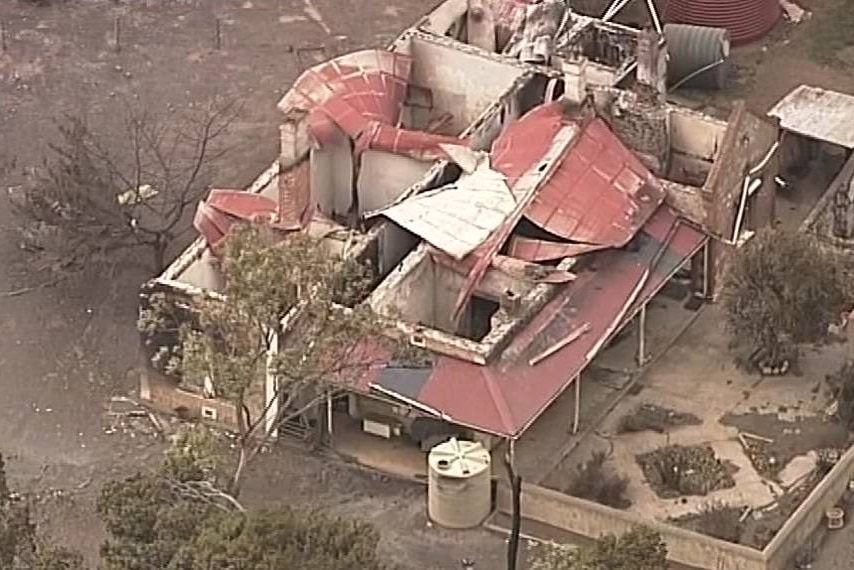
left=491, top=102, right=666, bottom=249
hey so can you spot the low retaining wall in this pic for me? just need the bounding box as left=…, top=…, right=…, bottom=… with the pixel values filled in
left=498, top=443, right=854, bottom=570
left=496, top=482, right=766, bottom=570
left=764, top=444, right=854, bottom=570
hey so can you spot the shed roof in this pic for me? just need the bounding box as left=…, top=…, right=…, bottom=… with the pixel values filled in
left=768, top=85, right=854, bottom=149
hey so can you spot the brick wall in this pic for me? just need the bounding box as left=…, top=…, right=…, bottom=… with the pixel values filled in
left=140, top=368, right=239, bottom=428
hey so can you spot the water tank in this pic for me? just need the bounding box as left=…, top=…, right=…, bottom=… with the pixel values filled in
left=663, top=0, right=781, bottom=45
left=665, top=24, right=731, bottom=90
left=427, top=438, right=492, bottom=529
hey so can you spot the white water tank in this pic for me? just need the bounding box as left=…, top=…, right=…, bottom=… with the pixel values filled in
left=427, top=438, right=492, bottom=529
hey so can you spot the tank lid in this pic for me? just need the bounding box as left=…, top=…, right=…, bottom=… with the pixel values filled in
left=428, top=438, right=490, bottom=479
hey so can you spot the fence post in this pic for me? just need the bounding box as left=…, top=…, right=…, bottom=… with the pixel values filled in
left=113, top=16, right=121, bottom=53
left=214, top=17, right=222, bottom=50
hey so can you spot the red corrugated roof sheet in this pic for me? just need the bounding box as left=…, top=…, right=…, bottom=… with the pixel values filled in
left=492, top=102, right=666, bottom=248
left=193, top=163, right=311, bottom=250
left=278, top=49, right=465, bottom=160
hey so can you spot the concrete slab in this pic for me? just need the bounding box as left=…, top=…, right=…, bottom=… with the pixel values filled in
left=332, top=414, right=429, bottom=481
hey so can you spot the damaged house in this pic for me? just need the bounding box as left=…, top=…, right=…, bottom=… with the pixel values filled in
left=138, top=0, right=782, bottom=477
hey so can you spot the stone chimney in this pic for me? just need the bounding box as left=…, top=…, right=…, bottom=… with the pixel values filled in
left=636, top=29, right=667, bottom=101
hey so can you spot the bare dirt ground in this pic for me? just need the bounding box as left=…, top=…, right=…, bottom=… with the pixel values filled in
left=0, top=1, right=508, bottom=568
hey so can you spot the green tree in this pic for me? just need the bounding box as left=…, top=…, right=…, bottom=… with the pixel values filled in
left=530, top=527, right=668, bottom=570
left=98, top=440, right=385, bottom=570
left=139, top=224, right=391, bottom=495
left=723, top=229, right=852, bottom=362
left=0, top=452, right=85, bottom=570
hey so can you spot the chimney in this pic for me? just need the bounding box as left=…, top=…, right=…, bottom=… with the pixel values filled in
left=636, top=29, right=667, bottom=100
left=278, top=115, right=312, bottom=229
left=500, top=289, right=522, bottom=317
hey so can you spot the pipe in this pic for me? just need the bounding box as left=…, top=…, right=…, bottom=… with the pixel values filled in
left=637, top=304, right=647, bottom=366
left=670, top=59, right=725, bottom=91
left=645, top=0, right=663, bottom=34
left=572, top=374, right=581, bottom=434
left=603, top=0, right=632, bottom=22
left=702, top=241, right=710, bottom=299
left=749, top=141, right=780, bottom=176
left=326, top=391, right=333, bottom=439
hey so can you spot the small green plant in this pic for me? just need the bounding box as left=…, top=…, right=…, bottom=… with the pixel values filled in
left=637, top=445, right=736, bottom=498
left=530, top=527, right=668, bottom=570
left=694, top=501, right=742, bottom=543
left=566, top=451, right=631, bottom=509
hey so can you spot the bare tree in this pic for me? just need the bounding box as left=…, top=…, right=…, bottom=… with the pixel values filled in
left=10, top=98, right=239, bottom=273
left=139, top=224, right=395, bottom=495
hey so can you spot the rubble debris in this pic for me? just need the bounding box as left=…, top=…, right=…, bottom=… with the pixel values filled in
left=778, top=452, right=817, bottom=489
left=779, top=0, right=807, bottom=24
left=467, top=0, right=497, bottom=52
left=104, top=395, right=167, bottom=440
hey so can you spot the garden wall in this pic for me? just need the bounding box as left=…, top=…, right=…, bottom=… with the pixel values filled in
left=496, top=481, right=766, bottom=570
left=496, top=443, right=854, bottom=570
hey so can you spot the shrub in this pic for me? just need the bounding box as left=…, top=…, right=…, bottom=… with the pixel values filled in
left=566, top=451, right=631, bottom=509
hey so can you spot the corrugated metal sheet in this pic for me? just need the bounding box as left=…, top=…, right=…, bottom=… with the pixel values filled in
left=376, top=160, right=515, bottom=260
left=278, top=49, right=465, bottom=160
left=663, top=0, right=781, bottom=45
left=492, top=102, right=666, bottom=248
left=506, top=236, right=606, bottom=261
left=365, top=206, right=708, bottom=437
left=193, top=164, right=311, bottom=248
left=768, top=85, right=854, bottom=149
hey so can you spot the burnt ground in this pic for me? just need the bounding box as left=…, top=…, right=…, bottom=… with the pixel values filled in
left=0, top=0, right=853, bottom=569
left=0, top=1, right=509, bottom=568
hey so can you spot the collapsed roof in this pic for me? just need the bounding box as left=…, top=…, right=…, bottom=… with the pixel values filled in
left=351, top=102, right=705, bottom=437
left=146, top=0, right=777, bottom=442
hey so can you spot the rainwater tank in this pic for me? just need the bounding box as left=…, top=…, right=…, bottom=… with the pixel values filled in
left=663, top=0, right=781, bottom=45
left=664, top=24, right=731, bottom=89
left=427, top=438, right=492, bottom=529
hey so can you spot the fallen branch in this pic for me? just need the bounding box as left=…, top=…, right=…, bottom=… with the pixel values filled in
left=742, top=431, right=774, bottom=444
left=0, top=279, right=60, bottom=298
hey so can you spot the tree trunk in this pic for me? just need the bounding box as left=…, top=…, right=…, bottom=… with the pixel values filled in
left=152, top=237, right=167, bottom=273
left=504, top=454, right=522, bottom=570
left=229, top=445, right=248, bottom=498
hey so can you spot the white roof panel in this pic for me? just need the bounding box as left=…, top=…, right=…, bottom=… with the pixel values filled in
left=768, top=85, right=854, bottom=149
left=376, top=161, right=516, bottom=260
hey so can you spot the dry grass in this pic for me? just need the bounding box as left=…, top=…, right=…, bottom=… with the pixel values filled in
left=805, top=0, right=854, bottom=67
